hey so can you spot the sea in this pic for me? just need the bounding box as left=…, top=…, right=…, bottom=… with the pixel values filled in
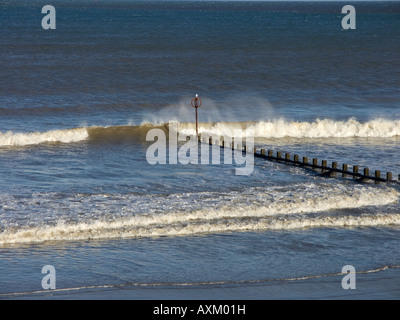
left=0, top=0, right=400, bottom=300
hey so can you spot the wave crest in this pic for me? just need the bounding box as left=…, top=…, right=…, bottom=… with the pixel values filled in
left=183, top=118, right=400, bottom=138
left=0, top=128, right=89, bottom=147
left=1, top=118, right=399, bottom=147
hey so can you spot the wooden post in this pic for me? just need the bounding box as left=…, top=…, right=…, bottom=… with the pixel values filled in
left=209, top=137, right=212, bottom=145
left=342, top=164, right=348, bottom=177
left=312, top=158, right=318, bottom=169
left=375, top=170, right=381, bottom=184
left=222, top=141, right=393, bottom=184
left=322, top=160, right=327, bottom=172
left=332, top=162, right=337, bottom=177
left=353, top=165, right=359, bottom=178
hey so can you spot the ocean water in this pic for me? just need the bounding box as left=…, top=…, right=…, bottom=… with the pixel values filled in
left=1, top=0, right=400, bottom=299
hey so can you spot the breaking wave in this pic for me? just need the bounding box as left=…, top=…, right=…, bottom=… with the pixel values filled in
left=0, top=118, right=399, bottom=147
left=1, top=184, right=398, bottom=245
left=0, top=128, right=89, bottom=147
left=185, top=118, right=400, bottom=138
left=2, top=212, right=400, bottom=246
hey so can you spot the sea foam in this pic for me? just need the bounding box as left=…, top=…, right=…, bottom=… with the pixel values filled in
left=179, top=118, right=400, bottom=138
left=0, top=128, right=89, bottom=146
left=1, top=184, right=398, bottom=245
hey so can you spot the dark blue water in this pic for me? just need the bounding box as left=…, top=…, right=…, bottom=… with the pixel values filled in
left=0, top=1, right=400, bottom=299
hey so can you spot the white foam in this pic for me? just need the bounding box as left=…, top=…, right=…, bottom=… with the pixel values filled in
left=179, top=118, right=400, bottom=138
left=2, top=118, right=398, bottom=147
left=1, top=184, right=398, bottom=245
left=1, top=212, right=400, bottom=246
left=0, top=128, right=89, bottom=146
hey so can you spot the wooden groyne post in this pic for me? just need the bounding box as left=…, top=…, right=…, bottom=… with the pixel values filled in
left=194, top=134, right=399, bottom=185
left=254, top=148, right=397, bottom=184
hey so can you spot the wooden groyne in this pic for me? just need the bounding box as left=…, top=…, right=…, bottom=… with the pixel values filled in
left=194, top=134, right=399, bottom=185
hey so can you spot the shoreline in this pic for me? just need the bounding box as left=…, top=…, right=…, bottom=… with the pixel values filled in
left=2, top=267, right=399, bottom=300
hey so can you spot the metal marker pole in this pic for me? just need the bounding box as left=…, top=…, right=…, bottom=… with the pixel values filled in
left=191, top=94, right=202, bottom=140
left=195, top=104, right=198, bottom=138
